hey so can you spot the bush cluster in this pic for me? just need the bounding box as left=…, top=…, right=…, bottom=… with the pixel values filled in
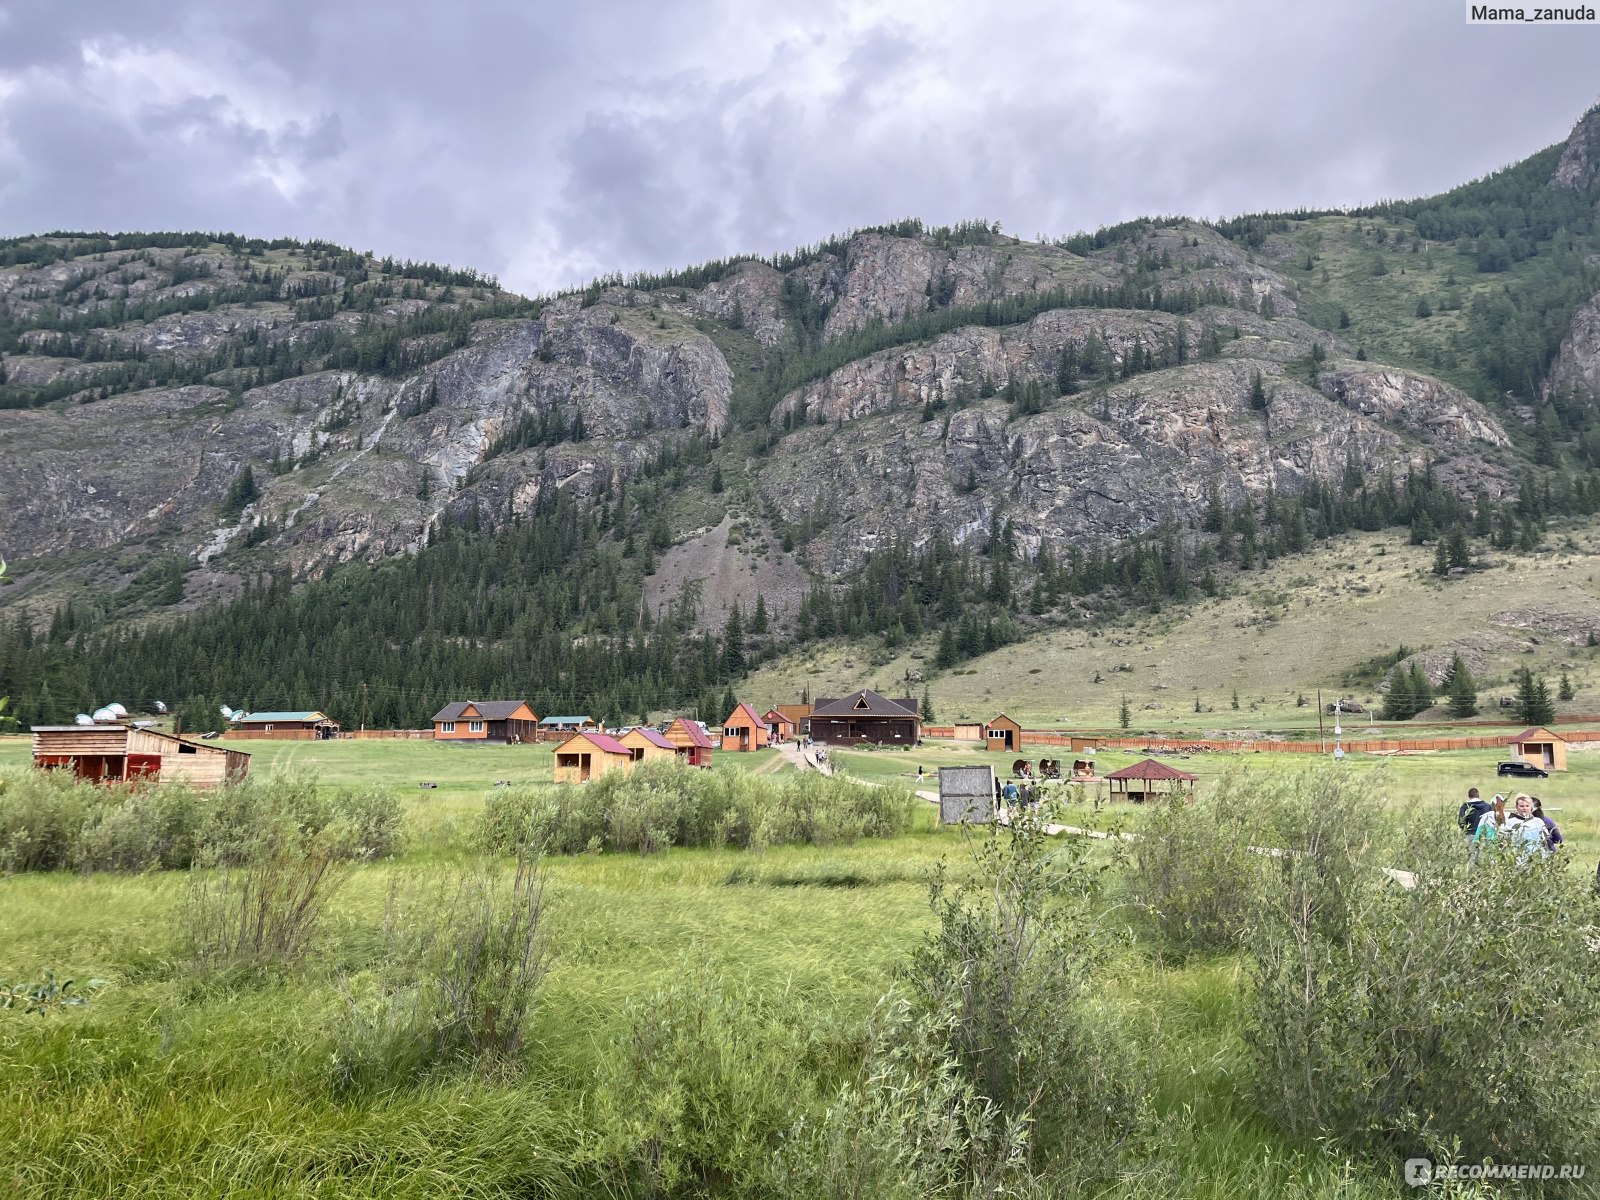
left=477, top=762, right=917, bottom=855
left=0, top=768, right=404, bottom=873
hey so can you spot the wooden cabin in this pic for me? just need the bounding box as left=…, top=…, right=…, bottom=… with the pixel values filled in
left=1104, top=758, right=1198, bottom=803
left=721, top=702, right=769, bottom=752
left=984, top=713, right=1023, bottom=753
left=33, top=725, right=250, bottom=788
left=617, top=726, right=678, bottom=764
left=228, top=711, right=340, bottom=740
left=809, top=689, right=920, bottom=746
left=775, top=703, right=813, bottom=736
left=664, top=718, right=714, bottom=767
left=552, top=732, right=634, bottom=783
left=951, top=721, right=984, bottom=742
left=762, top=708, right=796, bottom=742
left=431, top=700, right=538, bottom=744
left=538, top=715, right=597, bottom=742
left=1509, top=726, right=1568, bottom=772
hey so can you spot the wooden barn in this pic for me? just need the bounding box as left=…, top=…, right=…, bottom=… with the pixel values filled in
left=721, top=703, right=769, bottom=752
left=229, top=711, right=340, bottom=740
left=33, top=725, right=250, bottom=788
left=1104, top=758, right=1198, bottom=803
left=552, top=732, right=634, bottom=783
left=762, top=708, right=796, bottom=742
left=809, top=689, right=920, bottom=746
left=538, top=715, right=597, bottom=742
left=617, top=726, right=678, bottom=764
left=984, top=713, right=1023, bottom=753
left=1509, top=726, right=1568, bottom=772
left=664, top=718, right=714, bottom=767
left=951, top=721, right=985, bottom=742
left=431, top=700, right=539, bottom=744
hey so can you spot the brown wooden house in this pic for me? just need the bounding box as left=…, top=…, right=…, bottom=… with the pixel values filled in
left=775, top=703, right=813, bottom=736
left=552, top=732, right=634, bottom=783
left=1104, top=758, right=1198, bottom=803
left=431, top=700, right=539, bottom=744
left=664, top=718, right=714, bottom=768
left=721, top=703, right=769, bottom=752
left=984, top=713, right=1023, bottom=753
left=1509, top=726, right=1568, bottom=772
left=228, top=711, right=340, bottom=740
left=762, top=708, right=796, bottom=742
left=537, top=715, right=597, bottom=742
left=617, top=726, right=678, bottom=764
left=33, top=725, right=250, bottom=788
left=809, top=689, right=920, bottom=746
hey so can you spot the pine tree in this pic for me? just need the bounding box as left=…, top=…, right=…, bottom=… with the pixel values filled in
left=1445, top=654, right=1478, bottom=718
left=1513, top=667, right=1556, bottom=726
left=1559, top=671, right=1575, bottom=702
left=750, top=595, right=768, bottom=635
left=920, top=688, right=934, bottom=721
left=1118, top=695, right=1131, bottom=730
left=1433, top=542, right=1450, bottom=576
left=721, top=605, right=745, bottom=676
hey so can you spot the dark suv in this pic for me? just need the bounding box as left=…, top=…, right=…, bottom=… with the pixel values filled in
left=1496, top=760, right=1550, bottom=779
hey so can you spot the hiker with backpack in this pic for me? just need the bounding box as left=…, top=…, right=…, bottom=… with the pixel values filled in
left=1469, top=793, right=1506, bottom=865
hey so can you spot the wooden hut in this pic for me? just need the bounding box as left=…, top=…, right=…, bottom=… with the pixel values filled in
left=721, top=702, right=769, bottom=752
left=776, top=703, right=813, bottom=736
left=229, top=711, right=340, bottom=740
left=617, top=726, right=678, bottom=764
left=538, top=715, right=597, bottom=742
left=431, top=700, right=538, bottom=744
left=762, top=708, right=796, bottom=742
left=1104, top=758, right=1198, bottom=803
left=951, top=721, right=984, bottom=742
left=809, top=689, right=920, bottom=746
left=552, top=731, right=634, bottom=783
left=664, top=718, right=714, bottom=768
left=32, top=725, right=249, bottom=788
left=984, top=713, right=1023, bottom=753
left=1508, top=726, right=1568, bottom=772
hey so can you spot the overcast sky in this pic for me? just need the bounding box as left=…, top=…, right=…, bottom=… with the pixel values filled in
left=0, top=0, right=1594, bottom=295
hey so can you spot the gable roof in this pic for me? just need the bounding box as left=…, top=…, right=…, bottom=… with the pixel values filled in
left=1105, top=757, right=1198, bottom=782
left=667, top=717, right=714, bottom=747
left=540, top=715, right=594, bottom=726
left=432, top=700, right=533, bottom=722
left=724, top=702, right=765, bottom=728
left=810, top=689, right=919, bottom=719
left=233, top=711, right=333, bottom=724
left=1510, top=726, right=1566, bottom=743
left=987, top=712, right=1022, bottom=728
left=622, top=727, right=676, bottom=750
left=762, top=708, right=794, bottom=726
left=556, top=731, right=631, bottom=756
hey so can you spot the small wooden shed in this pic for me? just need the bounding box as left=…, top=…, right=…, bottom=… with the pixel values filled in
left=617, top=726, right=678, bottom=764
left=721, top=702, right=769, bottom=752
left=1509, top=726, right=1568, bottom=772
left=538, top=715, right=597, bottom=742
left=552, top=732, right=634, bottom=783
left=985, top=713, right=1023, bottom=753
left=952, top=722, right=985, bottom=742
left=1104, top=758, right=1198, bottom=803
left=33, top=725, right=250, bottom=788
left=664, top=718, right=714, bottom=768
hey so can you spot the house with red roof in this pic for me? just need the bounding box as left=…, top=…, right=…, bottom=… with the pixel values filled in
left=552, top=731, right=634, bottom=783
left=762, top=708, right=796, bottom=742
left=1508, top=726, right=1567, bottom=772
left=1104, top=758, right=1198, bottom=803
left=721, top=702, right=769, bottom=752
left=664, top=717, right=714, bottom=768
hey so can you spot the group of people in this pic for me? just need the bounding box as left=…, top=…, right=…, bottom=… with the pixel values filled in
left=1458, top=786, right=1564, bottom=863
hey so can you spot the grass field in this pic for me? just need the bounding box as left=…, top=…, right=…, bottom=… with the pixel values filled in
left=3, top=733, right=1595, bottom=1196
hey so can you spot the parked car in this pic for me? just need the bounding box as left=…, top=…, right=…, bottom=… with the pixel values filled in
left=1496, top=760, right=1550, bottom=778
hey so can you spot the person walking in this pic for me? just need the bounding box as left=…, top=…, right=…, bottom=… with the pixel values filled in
left=1532, top=797, right=1564, bottom=852
left=1506, top=793, right=1552, bottom=863
left=1458, top=786, right=1494, bottom=851
left=1470, top=793, right=1505, bottom=864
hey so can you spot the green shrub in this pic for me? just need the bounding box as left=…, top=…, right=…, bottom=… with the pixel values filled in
left=1245, top=784, right=1600, bottom=1173
left=903, top=808, right=1149, bottom=1186
left=477, top=762, right=917, bottom=856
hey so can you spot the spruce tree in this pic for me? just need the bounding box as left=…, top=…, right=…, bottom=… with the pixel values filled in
left=1559, top=671, right=1575, bottom=702
left=920, top=688, right=935, bottom=721
left=1119, top=695, right=1131, bottom=730
left=1445, top=655, right=1478, bottom=718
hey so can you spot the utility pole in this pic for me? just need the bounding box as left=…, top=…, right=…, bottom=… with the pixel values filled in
left=359, top=682, right=369, bottom=733
left=1316, top=688, right=1324, bottom=755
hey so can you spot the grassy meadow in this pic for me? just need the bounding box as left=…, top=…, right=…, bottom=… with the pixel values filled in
left=3, top=733, right=1598, bottom=1197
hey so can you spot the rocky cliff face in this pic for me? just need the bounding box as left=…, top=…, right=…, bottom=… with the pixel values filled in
left=0, top=218, right=1525, bottom=615
left=1545, top=290, right=1600, bottom=402
left=1553, top=104, right=1600, bottom=191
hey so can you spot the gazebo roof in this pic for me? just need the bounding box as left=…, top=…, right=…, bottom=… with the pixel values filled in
left=1105, top=757, right=1199, bottom=782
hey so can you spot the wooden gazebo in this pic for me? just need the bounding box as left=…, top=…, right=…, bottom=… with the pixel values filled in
left=1104, top=758, right=1198, bottom=803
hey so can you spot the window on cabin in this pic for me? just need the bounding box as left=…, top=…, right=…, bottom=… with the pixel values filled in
left=441, top=722, right=456, bottom=733
left=470, top=721, right=484, bottom=733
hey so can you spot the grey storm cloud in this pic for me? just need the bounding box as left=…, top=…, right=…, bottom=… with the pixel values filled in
left=0, top=0, right=1595, bottom=295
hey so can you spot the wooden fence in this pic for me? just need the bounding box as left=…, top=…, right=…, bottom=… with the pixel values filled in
left=924, top=726, right=1600, bottom=756
left=345, top=729, right=434, bottom=740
